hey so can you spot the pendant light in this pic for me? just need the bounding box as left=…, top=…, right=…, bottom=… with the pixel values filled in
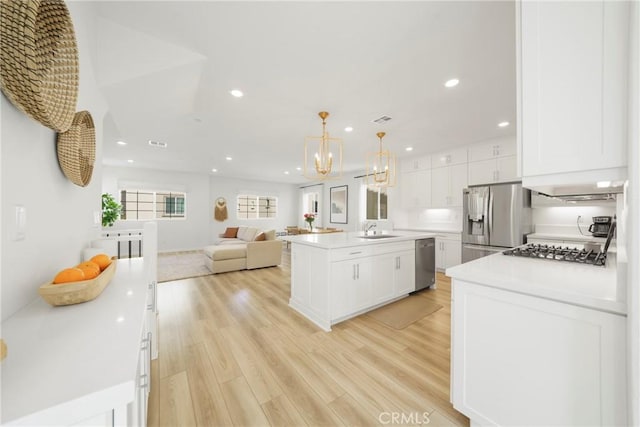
left=365, top=131, right=396, bottom=187
left=304, top=111, right=343, bottom=180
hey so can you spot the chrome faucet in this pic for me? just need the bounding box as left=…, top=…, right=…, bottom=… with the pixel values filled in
left=364, top=222, right=377, bottom=235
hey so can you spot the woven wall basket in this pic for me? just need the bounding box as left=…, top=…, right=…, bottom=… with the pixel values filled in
left=0, top=0, right=79, bottom=132
left=57, top=111, right=95, bottom=187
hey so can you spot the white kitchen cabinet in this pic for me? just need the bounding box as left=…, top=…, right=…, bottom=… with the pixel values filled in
left=401, top=169, right=431, bottom=208
left=401, top=155, right=431, bottom=172
left=467, top=155, right=518, bottom=186
left=371, top=254, right=396, bottom=305
left=291, top=244, right=330, bottom=325
left=519, top=1, right=629, bottom=191
left=331, top=257, right=374, bottom=318
left=435, top=234, right=461, bottom=271
left=467, top=138, right=516, bottom=163
left=431, top=163, right=467, bottom=207
left=394, top=250, right=416, bottom=295
left=451, top=279, right=627, bottom=426
left=431, top=147, right=467, bottom=168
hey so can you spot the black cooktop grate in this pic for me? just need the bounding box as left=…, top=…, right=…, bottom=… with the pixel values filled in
left=503, top=243, right=607, bottom=266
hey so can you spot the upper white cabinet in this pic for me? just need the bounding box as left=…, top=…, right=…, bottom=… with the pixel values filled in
left=431, top=163, right=467, bottom=207
left=401, top=155, right=431, bottom=172
left=401, top=169, right=431, bottom=208
left=519, top=0, right=629, bottom=192
left=468, top=138, right=518, bottom=185
left=431, top=148, right=467, bottom=169
left=468, top=138, right=517, bottom=163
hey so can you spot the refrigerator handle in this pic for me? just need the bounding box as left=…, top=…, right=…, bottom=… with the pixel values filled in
left=488, top=190, right=493, bottom=240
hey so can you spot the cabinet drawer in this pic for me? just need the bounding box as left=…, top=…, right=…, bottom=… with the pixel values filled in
left=330, top=246, right=373, bottom=262
left=372, top=241, right=415, bottom=255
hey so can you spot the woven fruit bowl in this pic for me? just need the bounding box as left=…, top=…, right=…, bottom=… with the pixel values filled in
left=38, top=257, right=117, bottom=306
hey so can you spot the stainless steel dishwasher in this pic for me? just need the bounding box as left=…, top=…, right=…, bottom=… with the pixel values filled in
left=414, top=238, right=436, bottom=292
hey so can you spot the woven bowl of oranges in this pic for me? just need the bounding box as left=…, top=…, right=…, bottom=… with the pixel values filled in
left=38, top=254, right=116, bottom=306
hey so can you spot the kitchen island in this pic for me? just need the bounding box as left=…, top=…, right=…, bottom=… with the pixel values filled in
left=446, top=252, right=627, bottom=426
left=286, top=230, right=435, bottom=331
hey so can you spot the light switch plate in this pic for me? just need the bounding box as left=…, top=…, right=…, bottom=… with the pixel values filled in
left=14, top=205, right=26, bottom=241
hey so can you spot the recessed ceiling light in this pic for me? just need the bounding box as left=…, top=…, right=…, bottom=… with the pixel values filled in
left=405, top=147, right=414, bottom=152
left=284, top=171, right=290, bottom=175
left=296, top=167, right=302, bottom=171
left=211, top=168, right=218, bottom=173
left=498, top=121, right=510, bottom=128
left=116, top=140, right=127, bottom=146
left=225, top=156, right=232, bottom=161
left=345, top=126, right=353, bottom=132
left=230, top=89, right=243, bottom=98
left=127, top=159, right=134, bottom=163
left=444, top=78, right=460, bottom=88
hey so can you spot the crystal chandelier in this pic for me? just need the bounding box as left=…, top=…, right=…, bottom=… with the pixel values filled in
left=304, top=111, right=343, bottom=180
left=365, top=132, right=396, bottom=187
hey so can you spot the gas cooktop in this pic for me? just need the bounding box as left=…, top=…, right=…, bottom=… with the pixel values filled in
left=503, top=243, right=607, bottom=266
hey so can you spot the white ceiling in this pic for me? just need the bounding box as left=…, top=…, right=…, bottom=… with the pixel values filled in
left=91, top=1, right=516, bottom=184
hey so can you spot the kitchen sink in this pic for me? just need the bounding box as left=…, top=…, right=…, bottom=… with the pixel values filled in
left=360, top=234, right=399, bottom=239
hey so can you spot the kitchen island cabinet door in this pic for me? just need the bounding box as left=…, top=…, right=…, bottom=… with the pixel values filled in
left=451, top=280, right=627, bottom=426
left=394, top=250, right=416, bottom=296
left=371, top=254, right=396, bottom=304
left=330, top=258, right=373, bottom=319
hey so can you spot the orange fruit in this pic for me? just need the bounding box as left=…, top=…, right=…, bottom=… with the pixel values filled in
left=90, top=254, right=112, bottom=271
left=76, top=262, right=100, bottom=279
left=53, top=268, right=85, bottom=284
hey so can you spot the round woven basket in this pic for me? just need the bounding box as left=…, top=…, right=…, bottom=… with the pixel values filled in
left=0, top=0, right=79, bottom=132
left=57, top=111, right=95, bottom=187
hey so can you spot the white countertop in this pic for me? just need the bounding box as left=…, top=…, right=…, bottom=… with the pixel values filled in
left=1, top=258, right=148, bottom=425
left=282, top=230, right=437, bottom=249
left=446, top=252, right=625, bottom=315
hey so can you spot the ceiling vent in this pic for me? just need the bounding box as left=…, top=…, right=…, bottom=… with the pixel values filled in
left=148, top=140, right=167, bottom=148
left=372, top=115, right=392, bottom=124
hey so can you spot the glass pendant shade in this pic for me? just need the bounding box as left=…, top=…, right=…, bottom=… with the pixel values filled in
left=304, top=111, right=343, bottom=180
left=365, top=132, right=396, bottom=187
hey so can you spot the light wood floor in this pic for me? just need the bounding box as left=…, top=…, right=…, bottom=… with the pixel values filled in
left=147, top=251, right=469, bottom=426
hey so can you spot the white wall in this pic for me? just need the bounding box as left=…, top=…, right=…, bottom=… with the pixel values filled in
left=102, top=166, right=210, bottom=252
left=209, top=175, right=298, bottom=237
left=1, top=3, right=107, bottom=320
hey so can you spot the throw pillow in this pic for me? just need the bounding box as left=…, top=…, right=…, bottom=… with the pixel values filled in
left=254, top=232, right=266, bottom=241
left=264, top=229, right=276, bottom=240
left=223, top=227, right=239, bottom=238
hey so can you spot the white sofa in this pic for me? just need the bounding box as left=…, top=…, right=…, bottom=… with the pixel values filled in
left=203, top=226, right=283, bottom=274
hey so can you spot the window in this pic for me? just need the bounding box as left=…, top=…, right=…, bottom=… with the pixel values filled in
left=237, top=195, right=277, bottom=219
left=120, top=190, right=186, bottom=220
left=366, top=186, right=387, bottom=220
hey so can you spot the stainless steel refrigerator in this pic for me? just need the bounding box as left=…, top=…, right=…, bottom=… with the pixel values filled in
left=462, top=182, right=532, bottom=263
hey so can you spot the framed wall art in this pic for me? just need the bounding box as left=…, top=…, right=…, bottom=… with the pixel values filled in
left=330, top=185, right=348, bottom=224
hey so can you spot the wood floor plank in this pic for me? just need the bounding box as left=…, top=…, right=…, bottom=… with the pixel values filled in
left=197, top=319, right=243, bottom=383
left=147, top=359, right=160, bottom=427
left=220, top=376, right=271, bottom=426
left=158, top=371, right=197, bottom=426
left=261, top=394, right=309, bottom=427
left=184, top=343, right=234, bottom=426
left=328, top=393, right=385, bottom=427
left=219, top=325, right=284, bottom=404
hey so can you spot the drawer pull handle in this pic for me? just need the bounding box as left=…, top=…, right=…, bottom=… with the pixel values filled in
left=349, top=251, right=362, bottom=255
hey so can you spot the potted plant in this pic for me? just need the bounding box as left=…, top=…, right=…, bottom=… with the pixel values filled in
left=101, top=193, right=121, bottom=227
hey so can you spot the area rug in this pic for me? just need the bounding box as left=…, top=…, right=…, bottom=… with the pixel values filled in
left=366, top=295, right=443, bottom=330
left=157, top=250, right=211, bottom=283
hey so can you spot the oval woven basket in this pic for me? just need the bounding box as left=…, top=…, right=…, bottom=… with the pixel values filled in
left=0, top=0, right=79, bottom=132
left=57, top=111, right=95, bottom=187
